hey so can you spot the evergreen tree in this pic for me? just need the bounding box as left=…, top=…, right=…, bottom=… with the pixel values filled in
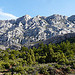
left=21, top=46, right=28, bottom=52
left=29, top=49, right=35, bottom=62
left=46, top=47, right=54, bottom=62
left=27, top=53, right=33, bottom=65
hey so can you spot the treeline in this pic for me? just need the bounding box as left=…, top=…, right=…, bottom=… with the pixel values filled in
left=0, top=38, right=75, bottom=75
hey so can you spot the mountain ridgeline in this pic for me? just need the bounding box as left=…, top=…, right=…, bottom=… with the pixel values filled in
left=0, top=14, right=75, bottom=50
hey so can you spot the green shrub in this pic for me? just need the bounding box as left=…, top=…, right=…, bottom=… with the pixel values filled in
left=55, top=64, right=62, bottom=69
left=39, top=66, right=49, bottom=75
left=24, top=66, right=29, bottom=72
left=35, top=71, right=38, bottom=75
left=64, top=66, right=71, bottom=73
left=28, top=67, right=35, bottom=74
left=38, top=56, right=46, bottom=63
left=48, top=64, right=53, bottom=68
left=4, top=72, right=11, bottom=75
left=2, top=63, right=10, bottom=69
left=13, top=66, right=24, bottom=73
left=72, top=63, right=75, bottom=69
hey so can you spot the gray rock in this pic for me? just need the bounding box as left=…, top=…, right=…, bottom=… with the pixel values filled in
left=0, top=14, right=75, bottom=50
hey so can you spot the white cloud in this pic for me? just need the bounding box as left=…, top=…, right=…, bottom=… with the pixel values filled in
left=0, top=8, right=18, bottom=20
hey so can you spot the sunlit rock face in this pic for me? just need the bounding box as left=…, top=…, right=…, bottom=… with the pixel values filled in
left=0, top=14, right=75, bottom=50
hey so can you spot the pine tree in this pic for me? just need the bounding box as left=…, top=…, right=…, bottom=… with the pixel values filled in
left=27, top=53, right=33, bottom=65
left=29, top=49, right=35, bottom=62
left=46, top=47, right=54, bottom=62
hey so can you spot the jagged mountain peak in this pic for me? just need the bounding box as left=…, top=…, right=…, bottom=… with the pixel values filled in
left=47, top=14, right=68, bottom=20
left=36, top=15, right=41, bottom=18
left=23, top=14, right=31, bottom=20
left=68, top=15, right=75, bottom=23
left=68, top=15, right=75, bottom=19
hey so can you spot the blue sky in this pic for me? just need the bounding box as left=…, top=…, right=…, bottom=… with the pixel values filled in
left=0, top=0, right=75, bottom=20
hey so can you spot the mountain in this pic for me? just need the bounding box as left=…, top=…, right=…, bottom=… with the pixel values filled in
left=0, top=14, right=75, bottom=50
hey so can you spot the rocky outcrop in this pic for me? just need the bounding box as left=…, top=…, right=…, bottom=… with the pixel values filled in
left=30, top=33, right=75, bottom=48
left=0, top=14, right=75, bottom=50
left=68, top=15, right=75, bottom=24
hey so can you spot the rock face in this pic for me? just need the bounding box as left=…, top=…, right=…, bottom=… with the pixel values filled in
left=0, top=14, right=75, bottom=50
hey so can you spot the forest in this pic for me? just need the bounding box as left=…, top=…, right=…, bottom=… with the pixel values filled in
left=0, top=38, right=75, bottom=75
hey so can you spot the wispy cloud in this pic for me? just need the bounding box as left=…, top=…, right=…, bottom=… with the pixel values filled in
left=0, top=8, right=18, bottom=20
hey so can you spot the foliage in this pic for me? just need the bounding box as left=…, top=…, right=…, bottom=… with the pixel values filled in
left=0, top=37, right=75, bottom=74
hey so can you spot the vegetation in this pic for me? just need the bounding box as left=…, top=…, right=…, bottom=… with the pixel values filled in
left=0, top=38, right=75, bottom=75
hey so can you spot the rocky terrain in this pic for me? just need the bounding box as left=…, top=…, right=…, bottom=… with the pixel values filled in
left=0, top=14, right=75, bottom=50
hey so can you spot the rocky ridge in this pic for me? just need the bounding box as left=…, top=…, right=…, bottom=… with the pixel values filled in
left=0, top=14, right=75, bottom=50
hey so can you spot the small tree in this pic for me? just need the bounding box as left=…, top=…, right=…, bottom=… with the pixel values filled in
left=27, top=53, right=33, bottom=65
left=29, top=49, right=35, bottom=63
left=45, top=47, right=54, bottom=63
